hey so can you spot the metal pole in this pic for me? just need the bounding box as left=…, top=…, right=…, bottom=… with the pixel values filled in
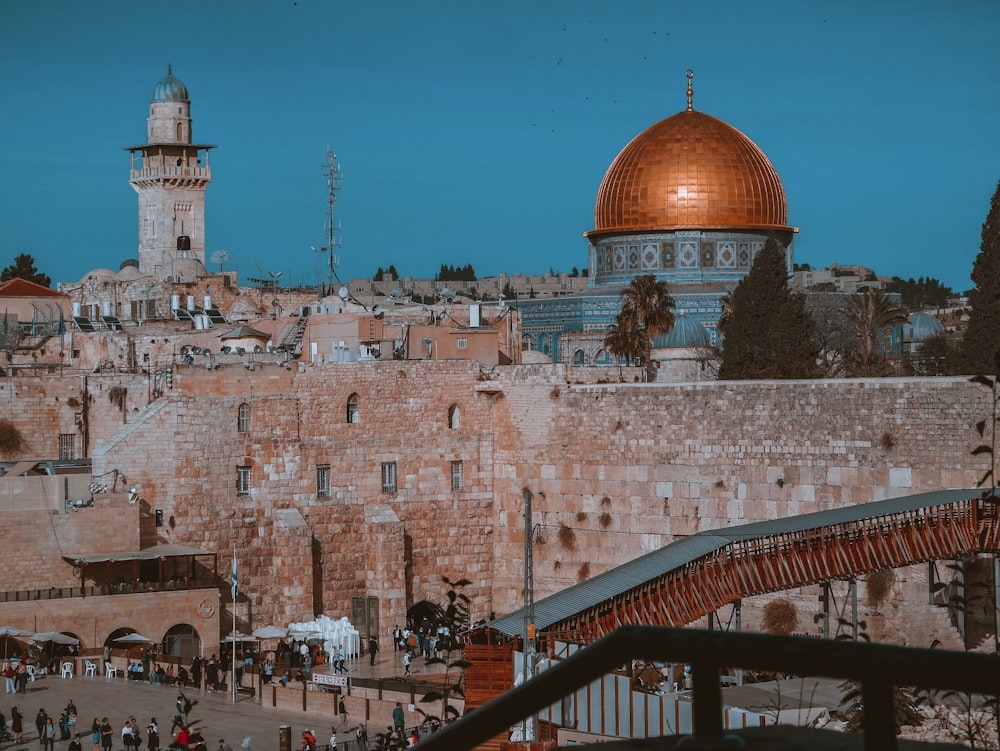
left=522, top=488, right=537, bottom=742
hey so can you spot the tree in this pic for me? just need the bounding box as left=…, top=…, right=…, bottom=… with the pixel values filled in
left=843, top=287, right=909, bottom=377
left=1, top=253, right=51, bottom=287
left=373, top=267, right=385, bottom=281
left=961, top=179, right=1000, bottom=374
left=603, top=275, right=675, bottom=382
left=885, top=276, right=954, bottom=309
left=718, top=237, right=821, bottom=379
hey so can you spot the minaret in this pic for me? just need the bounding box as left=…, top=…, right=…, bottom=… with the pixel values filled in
left=125, top=66, right=215, bottom=279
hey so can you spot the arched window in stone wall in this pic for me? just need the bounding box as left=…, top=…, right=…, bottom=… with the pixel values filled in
left=177, top=123, right=183, bottom=141
left=347, top=393, right=360, bottom=424
left=595, top=349, right=613, bottom=366
left=448, top=404, right=460, bottom=429
left=237, top=403, right=250, bottom=433
left=521, top=335, right=534, bottom=352
left=572, top=350, right=586, bottom=366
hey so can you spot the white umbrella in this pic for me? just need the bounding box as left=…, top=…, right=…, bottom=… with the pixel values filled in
left=222, top=631, right=258, bottom=643
left=287, top=630, right=319, bottom=640
left=32, top=632, right=80, bottom=646
left=115, top=632, right=156, bottom=644
left=0, top=626, right=33, bottom=657
left=250, top=626, right=288, bottom=639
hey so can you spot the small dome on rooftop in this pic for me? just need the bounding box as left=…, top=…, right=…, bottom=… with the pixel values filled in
left=904, top=312, right=944, bottom=342
left=152, top=66, right=189, bottom=103
left=652, top=313, right=710, bottom=349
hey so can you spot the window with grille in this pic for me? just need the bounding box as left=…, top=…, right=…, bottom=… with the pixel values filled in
left=381, top=462, right=397, bottom=493
left=456, top=338, right=468, bottom=350
left=451, top=460, right=464, bottom=491
left=317, top=465, right=331, bottom=498
left=237, top=466, right=252, bottom=497
left=238, top=402, right=251, bottom=433
left=58, top=433, right=76, bottom=460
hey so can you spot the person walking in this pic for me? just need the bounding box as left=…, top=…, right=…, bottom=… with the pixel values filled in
left=42, top=718, right=56, bottom=751
left=35, top=708, right=48, bottom=745
left=146, top=719, right=159, bottom=751
left=402, top=652, right=411, bottom=675
left=337, top=697, right=348, bottom=727
left=392, top=703, right=405, bottom=741
left=11, top=706, right=23, bottom=742
left=99, top=718, right=113, bottom=751
left=367, top=636, right=378, bottom=666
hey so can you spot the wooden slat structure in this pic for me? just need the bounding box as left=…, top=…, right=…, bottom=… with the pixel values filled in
left=553, top=495, right=993, bottom=642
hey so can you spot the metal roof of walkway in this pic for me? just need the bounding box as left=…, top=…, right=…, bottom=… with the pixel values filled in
left=489, top=488, right=998, bottom=642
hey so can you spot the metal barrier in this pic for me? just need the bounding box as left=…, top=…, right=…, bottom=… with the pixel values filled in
left=419, top=625, right=1000, bottom=751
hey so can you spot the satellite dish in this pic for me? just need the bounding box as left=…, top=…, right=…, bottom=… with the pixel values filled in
left=389, top=289, right=401, bottom=299
left=209, top=249, right=231, bottom=270
left=373, top=305, right=384, bottom=319
left=338, top=287, right=349, bottom=300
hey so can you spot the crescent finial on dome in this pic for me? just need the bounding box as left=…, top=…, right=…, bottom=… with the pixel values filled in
left=686, top=69, right=694, bottom=112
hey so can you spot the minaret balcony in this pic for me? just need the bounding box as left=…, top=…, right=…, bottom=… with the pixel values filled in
left=130, top=165, right=211, bottom=181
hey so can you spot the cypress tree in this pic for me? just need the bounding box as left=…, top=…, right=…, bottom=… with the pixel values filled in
left=718, top=236, right=820, bottom=379
left=961, top=179, right=1000, bottom=374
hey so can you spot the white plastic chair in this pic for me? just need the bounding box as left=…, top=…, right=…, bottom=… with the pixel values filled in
left=104, top=662, right=117, bottom=680
left=84, top=660, right=97, bottom=677
left=25, top=664, right=35, bottom=681
left=61, top=662, right=74, bottom=679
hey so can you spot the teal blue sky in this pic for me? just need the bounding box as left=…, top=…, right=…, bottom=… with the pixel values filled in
left=1, top=0, right=998, bottom=292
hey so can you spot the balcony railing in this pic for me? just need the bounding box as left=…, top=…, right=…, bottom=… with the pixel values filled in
left=130, top=166, right=210, bottom=180
left=0, top=578, right=218, bottom=602
left=420, top=625, right=1000, bottom=751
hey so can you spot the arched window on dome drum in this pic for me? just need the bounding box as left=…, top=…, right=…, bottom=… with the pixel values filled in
left=237, top=403, right=250, bottom=433
left=177, top=123, right=183, bottom=141
left=347, top=393, right=360, bottom=424
left=572, top=350, right=586, bottom=366
left=521, top=335, right=534, bottom=352
left=448, top=404, right=460, bottom=429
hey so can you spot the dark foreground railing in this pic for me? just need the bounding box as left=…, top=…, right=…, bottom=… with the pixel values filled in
left=420, top=626, right=1000, bottom=751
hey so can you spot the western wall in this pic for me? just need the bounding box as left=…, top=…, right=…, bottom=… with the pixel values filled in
left=6, top=363, right=991, bottom=650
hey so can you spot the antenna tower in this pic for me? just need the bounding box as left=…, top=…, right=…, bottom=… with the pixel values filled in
left=320, top=148, right=344, bottom=293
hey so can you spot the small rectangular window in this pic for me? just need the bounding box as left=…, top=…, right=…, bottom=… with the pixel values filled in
left=451, top=460, right=463, bottom=491
left=317, top=465, right=331, bottom=498
left=381, top=462, right=397, bottom=493
left=456, top=338, right=468, bottom=350
left=58, top=433, right=76, bottom=461
left=237, top=466, right=252, bottom=497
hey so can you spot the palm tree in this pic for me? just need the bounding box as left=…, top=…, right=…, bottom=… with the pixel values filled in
left=845, top=287, right=909, bottom=376
left=603, top=275, right=675, bottom=381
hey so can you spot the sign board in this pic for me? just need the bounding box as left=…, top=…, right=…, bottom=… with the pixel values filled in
left=312, top=672, right=348, bottom=688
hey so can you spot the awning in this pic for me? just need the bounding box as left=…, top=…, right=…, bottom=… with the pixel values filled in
left=63, top=544, right=215, bottom=566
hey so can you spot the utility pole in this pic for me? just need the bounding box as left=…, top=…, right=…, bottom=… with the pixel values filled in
left=522, top=488, right=537, bottom=742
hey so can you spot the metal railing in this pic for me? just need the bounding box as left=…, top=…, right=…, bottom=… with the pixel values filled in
left=0, top=578, right=217, bottom=603
left=420, top=625, right=1000, bottom=751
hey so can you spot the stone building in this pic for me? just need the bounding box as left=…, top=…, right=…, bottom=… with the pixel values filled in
left=0, top=68, right=985, bottom=665
left=519, top=71, right=795, bottom=367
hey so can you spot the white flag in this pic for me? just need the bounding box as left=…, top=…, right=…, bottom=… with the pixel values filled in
left=231, top=546, right=238, bottom=602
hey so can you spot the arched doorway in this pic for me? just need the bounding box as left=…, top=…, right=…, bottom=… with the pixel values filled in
left=163, top=624, right=202, bottom=659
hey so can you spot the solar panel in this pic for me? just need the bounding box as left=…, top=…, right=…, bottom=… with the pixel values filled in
left=73, top=316, right=96, bottom=332
left=173, top=308, right=195, bottom=321
left=205, top=307, right=227, bottom=324
left=102, top=316, right=124, bottom=331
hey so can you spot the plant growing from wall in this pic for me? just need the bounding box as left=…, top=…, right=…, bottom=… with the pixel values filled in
left=557, top=524, right=576, bottom=551
left=762, top=598, right=798, bottom=634
left=0, top=418, right=26, bottom=457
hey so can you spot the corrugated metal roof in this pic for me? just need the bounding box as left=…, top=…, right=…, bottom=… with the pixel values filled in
left=64, top=543, right=215, bottom=565
left=488, top=488, right=982, bottom=637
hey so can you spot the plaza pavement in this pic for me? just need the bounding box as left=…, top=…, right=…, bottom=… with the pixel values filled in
left=0, top=647, right=437, bottom=751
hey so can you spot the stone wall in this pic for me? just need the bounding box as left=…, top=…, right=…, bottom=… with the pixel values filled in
left=2, top=363, right=991, bottom=651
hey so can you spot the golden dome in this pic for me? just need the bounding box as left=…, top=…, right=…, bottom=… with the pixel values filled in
left=588, top=109, right=791, bottom=236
